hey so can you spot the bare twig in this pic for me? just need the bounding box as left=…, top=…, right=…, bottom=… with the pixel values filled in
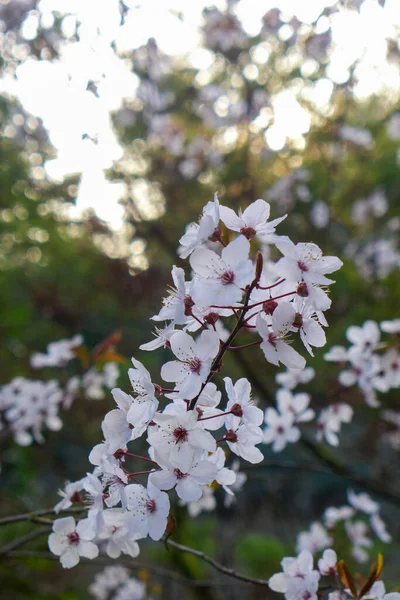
left=0, top=506, right=84, bottom=526
left=165, top=538, right=270, bottom=586
left=0, top=527, right=49, bottom=556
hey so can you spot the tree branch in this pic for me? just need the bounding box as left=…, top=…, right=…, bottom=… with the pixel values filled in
left=164, top=538, right=270, bottom=586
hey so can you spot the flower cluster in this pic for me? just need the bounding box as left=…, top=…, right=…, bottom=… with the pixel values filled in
left=269, top=548, right=400, bottom=600
left=296, top=489, right=391, bottom=564
left=47, top=197, right=342, bottom=568
left=325, top=319, right=400, bottom=410
left=89, top=566, right=149, bottom=600
left=0, top=336, right=119, bottom=446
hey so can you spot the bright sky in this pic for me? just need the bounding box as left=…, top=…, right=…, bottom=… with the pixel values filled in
left=1, top=0, right=400, bottom=229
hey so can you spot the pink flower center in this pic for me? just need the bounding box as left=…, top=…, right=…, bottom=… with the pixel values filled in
left=240, top=226, right=256, bottom=240
left=297, top=260, right=309, bottom=272
left=67, top=531, right=80, bottom=545
left=146, top=499, right=157, bottom=513
left=174, top=468, right=187, bottom=479
left=219, top=270, right=235, bottom=285
left=188, top=357, right=202, bottom=374
left=268, top=333, right=277, bottom=346
left=173, top=426, right=189, bottom=443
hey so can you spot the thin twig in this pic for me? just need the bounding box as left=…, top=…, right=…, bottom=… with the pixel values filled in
left=5, top=551, right=253, bottom=588
left=0, top=527, right=49, bottom=556
left=165, top=538, right=270, bottom=586
left=0, top=506, right=84, bottom=526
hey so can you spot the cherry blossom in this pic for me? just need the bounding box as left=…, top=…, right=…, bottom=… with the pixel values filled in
left=223, top=376, right=263, bottom=431
left=317, top=549, right=337, bottom=576
left=275, top=239, right=343, bottom=287
left=125, top=483, right=170, bottom=541
left=178, top=194, right=220, bottom=258
left=219, top=199, right=286, bottom=242
left=190, top=235, right=254, bottom=307
left=48, top=516, right=99, bottom=569
left=256, top=306, right=306, bottom=370
left=263, top=408, right=301, bottom=452
left=161, top=329, right=219, bottom=400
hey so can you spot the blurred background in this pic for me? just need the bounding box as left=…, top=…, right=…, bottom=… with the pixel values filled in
left=1, top=0, right=400, bottom=597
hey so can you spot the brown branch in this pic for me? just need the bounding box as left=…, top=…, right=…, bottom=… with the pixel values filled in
left=0, top=527, right=49, bottom=556
left=164, top=538, right=270, bottom=586
left=0, top=506, right=85, bottom=526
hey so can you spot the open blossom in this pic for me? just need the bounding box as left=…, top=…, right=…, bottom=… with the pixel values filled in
left=276, top=389, right=314, bottom=422
left=190, top=235, right=254, bottom=307
left=290, top=297, right=326, bottom=356
left=225, top=423, right=264, bottom=463
left=219, top=199, right=286, bottom=242
left=224, top=376, right=263, bottom=431
left=125, top=483, right=170, bottom=541
left=317, top=549, right=337, bottom=576
left=296, top=522, right=332, bottom=554
left=316, top=403, right=353, bottom=446
left=275, top=239, right=343, bottom=287
left=150, top=449, right=217, bottom=502
left=269, top=550, right=321, bottom=600
left=276, top=367, right=315, bottom=390
left=126, top=358, right=158, bottom=437
left=139, top=323, right=176, bottom=351
left=178, top=194, right=220, bottom=258
left=257, top=306, right=306, bottom=370
left=31, top=335, right=83, bottom=368
left=263, top=407, right=301, bottom=452
left=48, top=516, right=99, bottom=568
left=161, top=329, right=219, bottom=400
left=148, top=409, right=216, bottom=472
left=152, top=265, right=190, bottom=325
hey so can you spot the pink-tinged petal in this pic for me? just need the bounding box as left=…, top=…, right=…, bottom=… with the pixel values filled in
left=197, top=329, right=220, bottom=360
left=78, top=541, right=99, bottom=560
left=286, top=426, right=301, bottom=443
left=275, top=238, right=297, bottom=258
left=161, top=360, right=188, bottom=383
left=242, top=199, right=270, bottom=228
left=260, top=340, right=280, bottom=366
left=313, top=256, right=343, bottom=274
left=234, top=378, right=251, bottom=403
left=176, top=478, right=203, bottom=502
left=150, top=470, right=177, bottom=491
left=190, top=248, right=224, bottom=278
left=303, top=320, right=326, bottom=348
left=148, top=513, right=168, bottom=541
left=221, top=235, right=250, bottom=267
left=268, top=573, right=289, bottom=593
left=276, top=341, right=306, bottom=369
left=48, top=533, right=67, bottom=556
left=60, top=546, right=80, bottom=569
left=239, top=444, right=264, bottom=464
left=178, top=373, right=203, bottom=400
left=53, top=516, right=76, bottom=535
left=243, top=405, right=264, bottom=426
left=189, top=427, right=217, bottom=452
left=219, top=205, right=244, bottom=231
left=272, top=302, right=296, bottom=335
left=297, top=550, right=314, bottom=573
left=256, top=313, right=270, bottom=339
left=170, top=331, right=197, bottom=360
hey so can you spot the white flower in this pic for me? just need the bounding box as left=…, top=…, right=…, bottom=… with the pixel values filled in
left=54, top=477, right=88, bottom=513
left=316, top=404, right=353, bottom=446
left=125, top=483, right=170, bottom=541
left=219, top=199, right=286, bottom=242
left=318, top=549, right=337, bottom=576
left=364, top=581, right=400, bottom=600
left=347, top=490, right=379, bottom=515
left=126, top=358, right=158, bottom=438
left=256, top=307, right=306, bottom=370
left=381, top=319, right=400, bottom=334
left=346, top=321, right=380, bottom=355
left=148, top=409, right=216, bottom=472
left=276, top=389, right=314, bottom=423
left=291, top=297, right=326, bottom=357
left=190, top=235, right=254, bottom=307
left=323, top=505, right=355, bottom=528
left=152, top=266, right=191, bottom=325
left=99, top=509, right=141, bottom=559
left=224, top=377, right=263, bottom=431
left=263, top=408, right=300, bottom=452
left=139, top=323, right=176, bottom=351
left=31, top=335, right=83, bottom=368
left=178, top=194, right=220, bottom=258
left=269, top=550, right=320, bottom=599
left=225, top=423, right=264, bottom=463
left=150, top=450, right=217, bottom=502
left=296, top=522, right=332, bottom=554
left=161, top=330, right=219, bottom=400
left=276, top=367, right=315, bottom=390
left=275, top=239, right=343, bottom=287
left=48, top=516, right=98, bottom=568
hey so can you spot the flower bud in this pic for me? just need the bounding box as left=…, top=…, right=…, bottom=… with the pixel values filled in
left=293, top=312, right=303, bottom=328
left=297, top=282, right=309, bottom=297
left=230, top=403, right=243, bottom=417
left=208, top=226, right=223, bottom=243
left=263, top=299, right=278, bottom=315
left=225, top=429, right=238, bottom=443
left=184, top=295, right=195, bottom=316
left=255, top=251, right=263, bottom=283
left=204, top=312, right=219, bottom=325
left=240, top=226, right=257, bottom=240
